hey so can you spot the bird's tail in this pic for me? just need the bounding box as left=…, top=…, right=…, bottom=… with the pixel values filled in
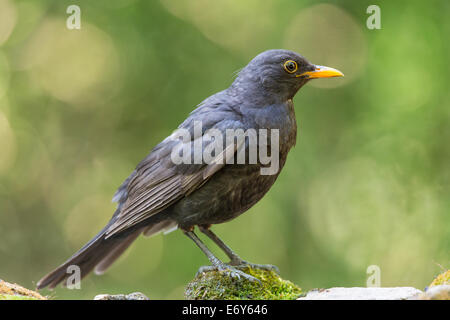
left=36, top=211, right=142, bottom=290
left=37, top=209, right=178, bottom=290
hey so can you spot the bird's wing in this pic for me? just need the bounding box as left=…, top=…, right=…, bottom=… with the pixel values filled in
left=105, top=115, right=244, bottom=237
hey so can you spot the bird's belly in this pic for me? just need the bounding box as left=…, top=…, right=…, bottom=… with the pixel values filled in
left=172, top=162, right=284, bottom=228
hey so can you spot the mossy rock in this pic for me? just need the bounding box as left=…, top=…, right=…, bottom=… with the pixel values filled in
left=0, top=294, right=42, bottom=300
left=429, top=270, right=450, bottom=287
left=0, top=280, right=46, bottom=300
left=185, top=266, right=302, bottom=300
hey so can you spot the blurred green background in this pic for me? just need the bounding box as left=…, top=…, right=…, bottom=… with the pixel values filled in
left=0, top=0, right=449, bottom=299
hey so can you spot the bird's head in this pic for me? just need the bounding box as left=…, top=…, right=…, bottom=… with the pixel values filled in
left=231, top=49, right=344, bottom=103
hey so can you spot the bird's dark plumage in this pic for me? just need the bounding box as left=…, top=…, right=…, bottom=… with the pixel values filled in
left=37, top=49, right=343, bottom=289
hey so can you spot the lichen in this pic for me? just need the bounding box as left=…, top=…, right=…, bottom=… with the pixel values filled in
left=429, top=270, right=450, bottom=287
left=0, top=294, right=41, bottom=300
left=185, top=266, right=302, bottom=300
left=0, top=280, right=46, bottom=300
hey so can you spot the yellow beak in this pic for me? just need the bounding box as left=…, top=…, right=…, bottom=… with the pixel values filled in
left=297, top=65, right=344, bottom=79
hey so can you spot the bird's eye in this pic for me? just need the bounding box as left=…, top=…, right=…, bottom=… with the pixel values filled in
left=283, top=60, right=298, bottom=74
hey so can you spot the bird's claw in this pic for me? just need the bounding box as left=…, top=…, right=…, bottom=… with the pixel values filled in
left=219, top=266, right=261, bottom=284
left=195, top=265, right=217, bottom=276
left=196, top=264, right=261, bottom=284
left=229, top=260, right=280, bottom=275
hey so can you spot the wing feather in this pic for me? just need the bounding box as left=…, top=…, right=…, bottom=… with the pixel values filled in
left=106, top=114, right=244, bottom=237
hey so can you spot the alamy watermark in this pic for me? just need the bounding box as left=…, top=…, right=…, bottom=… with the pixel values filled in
left=366, top=264, right=381, bottom=287
left=66, top=5, right=381, bottom=31
left=366, top=5, right=381, bottom=30
left=66, top=5, right=81, bottom=30
left=170, top=121, right=280, bottom=176
left=66, top=264, right=81, bottom=289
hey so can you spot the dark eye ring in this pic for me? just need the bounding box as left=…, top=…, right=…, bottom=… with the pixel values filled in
left=283, top=60, right=298, bottom=74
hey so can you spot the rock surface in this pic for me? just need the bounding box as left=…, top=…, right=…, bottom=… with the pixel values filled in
left=298, top=287, right=422, bottom=300
left=419, top=285, right=450, bottom=300
left=93, top=292, right=150, bottom=300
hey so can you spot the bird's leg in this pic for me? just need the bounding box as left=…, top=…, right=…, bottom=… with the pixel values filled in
left=198, top=225, right=280, bottom=274
left=198, top=225, right=243, bottom=265
left=182, top=228, right=260, bottom=283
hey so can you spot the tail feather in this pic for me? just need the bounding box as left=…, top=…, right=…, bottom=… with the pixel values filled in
left=94, top=230, right=142, bottom=275
left=37, top=214, right=174, bottom=290
left=37, top=231, right=120, bottom=289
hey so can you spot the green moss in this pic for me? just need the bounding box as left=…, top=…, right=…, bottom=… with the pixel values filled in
left=185, top=266, right=302, bottom=300
left=429, top=270, right=450, bottom=287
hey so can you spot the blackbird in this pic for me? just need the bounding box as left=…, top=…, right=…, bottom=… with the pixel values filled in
left=37, top=49, right=343, bottom=289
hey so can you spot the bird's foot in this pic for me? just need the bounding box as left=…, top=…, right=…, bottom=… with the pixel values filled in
left=196, top=264, right=261, bottom=284
left=228, top=259, right=280, bottom=275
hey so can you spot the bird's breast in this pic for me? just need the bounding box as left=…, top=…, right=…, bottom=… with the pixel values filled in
left=172, top=100, right=297, bottom=227
left=247, top=99, right=297, bottom=153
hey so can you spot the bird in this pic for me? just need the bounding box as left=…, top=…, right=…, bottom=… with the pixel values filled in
left=37, top=49, right=343, bottom=289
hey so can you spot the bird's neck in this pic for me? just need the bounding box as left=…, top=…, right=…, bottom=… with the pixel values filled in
left=229, top=77, right=291, bottom=106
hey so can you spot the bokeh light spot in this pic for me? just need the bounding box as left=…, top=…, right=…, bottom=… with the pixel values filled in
left=369, top=14, right=441, bottom=113
left=0, top=0, right=17, bottom=46
left=0, top=111, right=16, bottom=175
left=160, top=0, right=277, bottom=56
left=302, top=156, right=441, bottom=279
left=19, top=19, right=120, bottom=106
left=284, top=4, right=367, bottom=88
left=64, top=195, right=116, bottom=249
left=0, top=51, right=10, bottom=98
